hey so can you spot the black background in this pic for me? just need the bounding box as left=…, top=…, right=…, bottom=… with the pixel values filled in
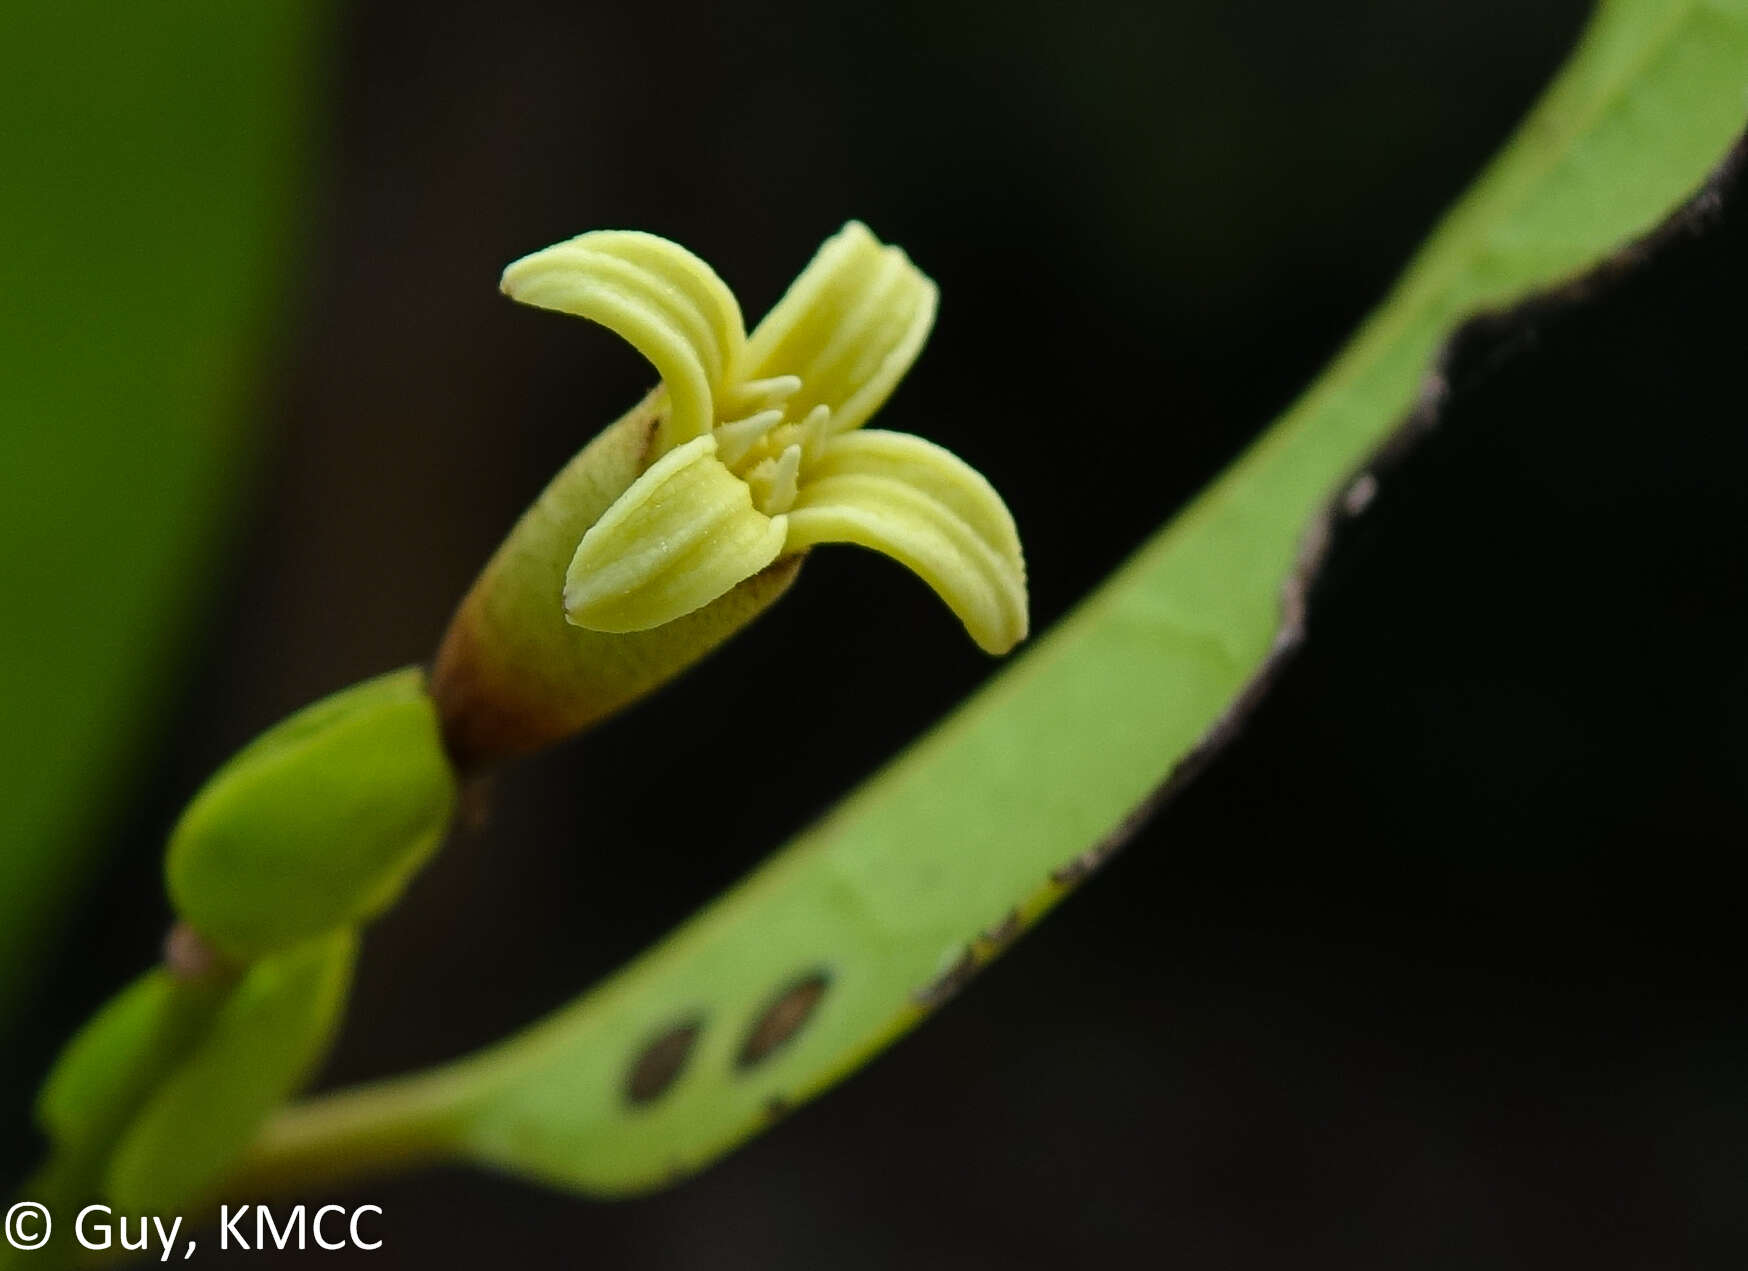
left=8, top=0, right=1748, bottom=1265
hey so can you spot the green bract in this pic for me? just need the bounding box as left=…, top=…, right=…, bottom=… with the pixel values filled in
left=166, top=667, right=456, bottom=959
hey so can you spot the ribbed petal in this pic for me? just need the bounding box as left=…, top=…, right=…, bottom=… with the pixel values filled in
left=502, top=232, right=747, bottom=448
left=565, top=435, right=787, bottom=633
left=812, top=430, right=1023, bottom=560
left=741, top=222, right=937, bottom=436
left=786, top=433, right=1028, bottom=654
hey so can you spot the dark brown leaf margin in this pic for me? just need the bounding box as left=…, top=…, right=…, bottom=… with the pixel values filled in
left=1054, top=127, right=1748, bottom=893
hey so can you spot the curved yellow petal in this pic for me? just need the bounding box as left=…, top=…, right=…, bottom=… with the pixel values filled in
left=502, top=232, right=745, bottom=448
left=576, top=231, right=747, bottom=379
left=811, top=430, right=1023, bottom=564
left=785, top=438, right=1028, bottom=654
left=742, top=222, right=937, bottom=436
left=564, top=435, right=787, bottom=633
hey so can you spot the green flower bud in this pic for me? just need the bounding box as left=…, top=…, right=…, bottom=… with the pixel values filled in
left=104, top=930, right=355, bottom=1212
left=36, top=968, right=228, bottom=1170
left=166, top=667, right=456, bottom=959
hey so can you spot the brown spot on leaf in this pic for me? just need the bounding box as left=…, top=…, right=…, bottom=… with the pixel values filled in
left=912, top=949, right=979, bottom=1009
left=1050, top=835, right=1121, bottom=888
left=737, top=973, right=830, bottom=1069
left=1048, top=855, right=1092, bottom=888
left=1342, top=472, right=1379, bottom=516
left=977, top=909, right=1023, bottom=952
left=625, top=1019, right=703, bottom=1105
left=911, top=911, right=1027, bottom=1010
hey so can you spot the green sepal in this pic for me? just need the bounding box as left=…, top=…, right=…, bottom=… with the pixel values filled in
left=104, top=930, right=356, bottom=1212
left=431, top=397, right=803, bottom=770
left=166, top=667, right=457, bottom=959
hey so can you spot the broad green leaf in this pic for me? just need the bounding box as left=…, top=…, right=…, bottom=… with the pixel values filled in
left=0, top=3, right=330, bottom=1023
left=244, top=0, right=1748, bottom=1196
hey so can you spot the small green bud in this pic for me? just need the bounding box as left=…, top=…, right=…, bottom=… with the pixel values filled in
left=36, top=968, right=227, bottom=1168
left=104, top=930, right=355, bottom=1212
left=167, top=667, right=456, bottom=959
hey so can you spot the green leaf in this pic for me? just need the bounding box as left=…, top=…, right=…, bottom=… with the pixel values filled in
left=244, top=0, right=1748, bottom=1196
left=0, top=2, right=331, bottom=1023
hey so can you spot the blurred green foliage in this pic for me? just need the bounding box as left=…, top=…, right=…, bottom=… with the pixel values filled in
left=0, top=3, right=330, bottom=1024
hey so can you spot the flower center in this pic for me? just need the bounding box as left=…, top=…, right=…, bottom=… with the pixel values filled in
left=706, top=374, right=832, bottom=516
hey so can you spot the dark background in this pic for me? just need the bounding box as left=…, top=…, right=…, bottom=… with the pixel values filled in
left=9, top=0, right=1748, bottom=1265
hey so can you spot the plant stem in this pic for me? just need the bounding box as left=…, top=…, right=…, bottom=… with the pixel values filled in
left=224, top=1067, right=478, bottom=1198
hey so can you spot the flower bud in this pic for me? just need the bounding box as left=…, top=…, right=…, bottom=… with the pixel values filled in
left=104, top=930, right=355, bottom=1211
left=35, top=969, right=228, bottom=1171
left=166, top=668, right=456, bottom=959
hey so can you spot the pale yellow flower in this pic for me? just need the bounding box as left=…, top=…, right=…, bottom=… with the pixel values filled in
left=500, top=222, right=1028, bottom=655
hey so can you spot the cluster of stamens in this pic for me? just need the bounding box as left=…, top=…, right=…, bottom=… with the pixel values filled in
left=711, top=376, right=824, bottom=515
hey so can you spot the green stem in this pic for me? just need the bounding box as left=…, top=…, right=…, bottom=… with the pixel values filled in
left=223, top=1066, right=478, bottom=1198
